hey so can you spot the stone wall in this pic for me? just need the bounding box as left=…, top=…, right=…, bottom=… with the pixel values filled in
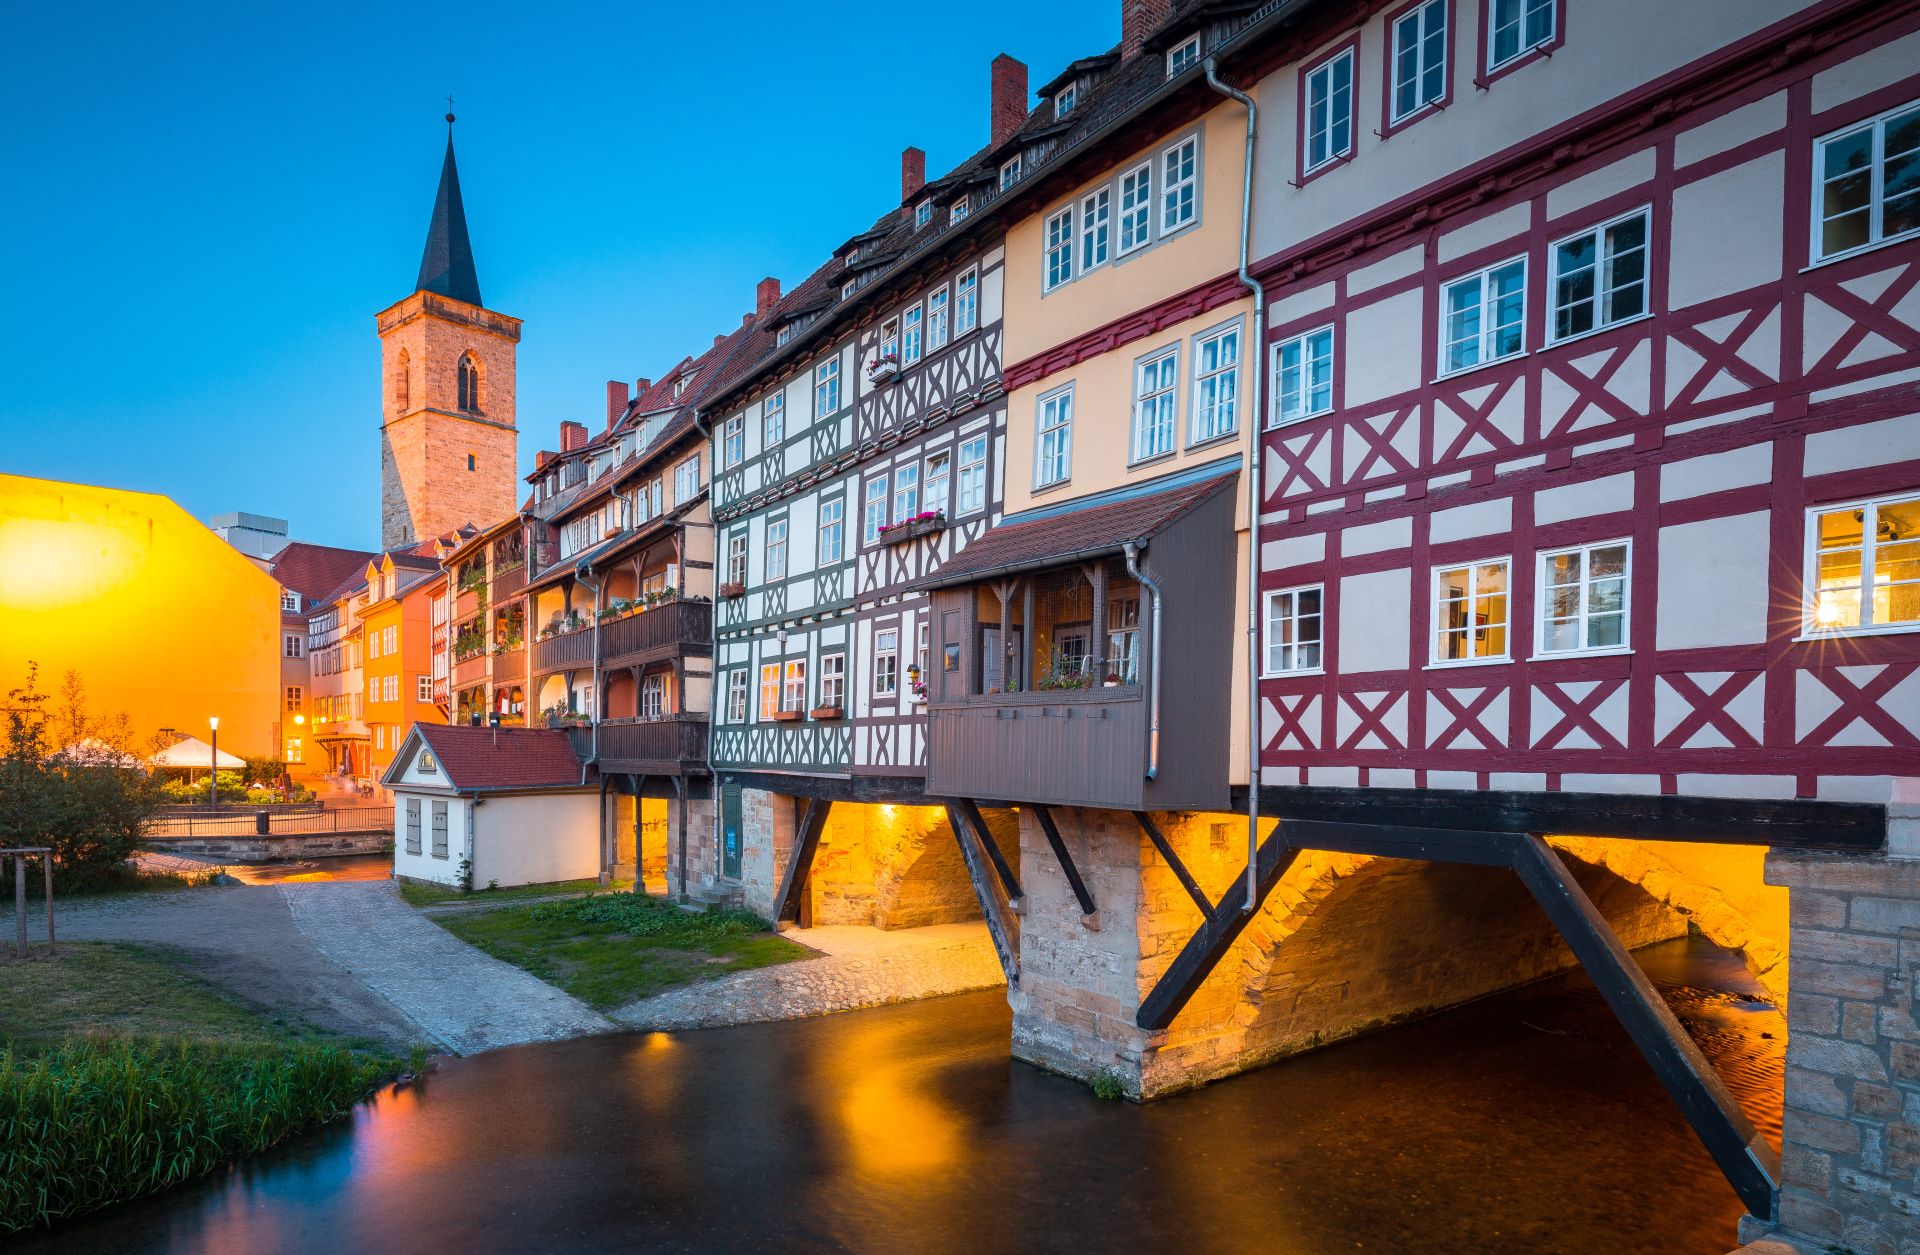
left=143, top=832, right=394, bottom=862
left=666, top=794, right=719, bottom=902
left=804, top=803, right=1011, bottom=929
left=737, top=788, right=793, bottom=917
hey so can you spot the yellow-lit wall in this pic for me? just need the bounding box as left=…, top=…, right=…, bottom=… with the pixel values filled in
left=0, top=474, right=280, bottom=757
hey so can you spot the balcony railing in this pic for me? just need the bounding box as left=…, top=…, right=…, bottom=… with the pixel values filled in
left=491, top=646, right=525, bottom=683
left=926, top=688, right=1148, bottom=811
left=564, top=714, right=708, bottom=773
left=453, top=653, right=489, bottom=689
left=493, top=561, right=527, bottom=599
left=533, top=599, right=711, bottom=674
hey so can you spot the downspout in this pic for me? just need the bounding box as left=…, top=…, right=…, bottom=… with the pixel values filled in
left=1123, top=542, right=1164, bottom=781
left=1206, top=55, right=1268, bottom=916
left=573, top=564, right=605, bottom=785
left=465, top=793, right=479, bottom=890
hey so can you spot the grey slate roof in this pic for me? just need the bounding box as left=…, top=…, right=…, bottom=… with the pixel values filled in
left=416, top=135, right=483, bottom=307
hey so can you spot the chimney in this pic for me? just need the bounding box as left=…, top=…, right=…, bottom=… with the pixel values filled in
left=635, top=376, right=652, bottom=394
left=901, top=147, right=926, bottom=203
left=990, top=54, right=1028, bottom=148
left=559, top=420, right=588, bottom=452
left=714, top=334, right=725, bottom=347
left=755, top=276, right=782, bottom=319
left=606, top=380, right=629, bottom=429
left=1121, top=0, right=1174, bottom=61
left=535, top=450, right=555, bottom=470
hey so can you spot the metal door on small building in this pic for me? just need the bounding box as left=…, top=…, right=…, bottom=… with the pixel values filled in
left=721, top=781, right=742, bottom=880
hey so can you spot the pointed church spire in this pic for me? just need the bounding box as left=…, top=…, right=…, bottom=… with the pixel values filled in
left=415, top=113, right=483, bottom=307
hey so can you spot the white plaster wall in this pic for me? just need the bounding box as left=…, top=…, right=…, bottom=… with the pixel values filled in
left=1668, top=152, right=1787, bottom=311
left=472, top=792, right=600, bottom=888
left=1338, top=567, right=1411, bottom=672
left=1654, top=512, right=1772, bottom=650
left=392, top=793, right=467, bottom=887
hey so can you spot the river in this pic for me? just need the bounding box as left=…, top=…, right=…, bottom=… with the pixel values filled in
left=20, top=934, right=1779, bottom=1254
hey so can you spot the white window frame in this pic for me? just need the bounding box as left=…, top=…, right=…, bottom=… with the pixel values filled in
left=1081, top=188, right=1111, bottom=271
left=1303, top=47, right=1356, bottom=174
left=818, top=497, right=845, bottom=565
left=727, top=531, right=748, bottom=586
left=901, top=303, right=924, bottom=366
left=1131, top=346, right=1179, bottom=464
left=951, top=198, right=971, bottom=224
left=1044, top=205, right=1075, bottom=291
left=927, top=287, right=950, bottom=351
left=1269, top=325, right=1335, bottom=427
left=1390, top=0, right=1448, bottom=123
left=766, top=518, right=789, bottom=581
left=721, top=413, right=745, bottom=469
left=726, top=669, right=748, bottom=723
left=1262, top=585, right=1326, bottom=676
left=762, top=393, right=785, bottom=447
left=1440, top=257, right=1528, bottom=377
left=957, top=434, right=989, bottom=516
left=641, top=672, right=667, bottom=719
left=1190, top=322, right=1240, bottom=444
left=1035, top=385, right=1074, bottom=489
left=417, top=676, right=432, bottom=702
left=874, top=628, right=900, bottom=696
left=1160, top=136, right=1198, bottom=235
left=1534, top=540, right=1633, bottom=657
left=1488, top=0, right=1556, bottom=72
left=781, top=659, right=808, bottom=713
left=1430, top=557, right=1513, bottom=666
left=1055, top=82, right=1077, bottom=118
left=864, top=475, right=889, bottom=543
left=1812, top=99, right=1920, bottom=265
left=915, top=200, right=932, bottom=228
left=892, top=463, right=920, bottom=522
left=1803, top=489, right=1920, bottom=638
left=284, top=633, right=304, bottom=659
left=819, top=652, right=846, bottom=709
left=280, top=590, right=300, bottom=612
left=814, top=357, right=841, bottom=415
left=956, top=268, right=979, bottom=335
left=923, top=450, right=951, bottom=515
left=675, top=453, right=702, bottom=504
left=1118, top=162, right=1152, bottom=255
left=1000, top=155, right=1022, bottom=189
left=1548, top=207, right=1651, bottom=345
left=758, top=663, right=781, bottom=721
left=1167, top=34, right=1201, bottom=77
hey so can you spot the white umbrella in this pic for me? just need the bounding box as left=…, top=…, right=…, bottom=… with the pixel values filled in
left=148, top=736, right=246, bottom=770
left=56, top=737, right=141, bottom=768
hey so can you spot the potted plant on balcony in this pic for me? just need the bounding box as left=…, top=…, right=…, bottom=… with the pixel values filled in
left=809, top=703, right=844, bottom=720
left=719, top=580, right=746, bottom=599
left=866, top=349, right=900, bottom=384
left=771, top=707, right=804, bottom=723
left=878, top=510, right=947, bottom=545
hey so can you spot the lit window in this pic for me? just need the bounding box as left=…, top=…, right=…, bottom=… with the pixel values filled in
left=902, top=304, right=924, bottom=365
left=1044, top=205, right=1075, bottom=291
left=956, top=268, right=979, bottom=335
left=864, top=475, right=889, bottom=543
left=1119, top=162, right=1152, bottom=254
left=1433, top=559, right=1511, bottom=663
left=1814, top=101, right=1920, bottom=262
left=923, top=451, right=951, bottom=515
left=874, top=628, right=900, bottom=695
left=819, top=497, right=845, bottom=564
left=1442, top=258, right=1527, bottom=373
left=1131, top=347, right=1178, bottom=463
left=927, top=288, right=950, bottom=351
left=1081, top=188, right=1111, bottom=270
left=1191, top=324, right=1240, bottom=443
left=1161, top=137, right=1197, bottom=234
left=1488, top=0, right=1555, bottom=71
left=1035, top=386, right=1074, bottom=488
left=1391, top=0, right=1448, bottom=122
left=1537, top=541, right=1631, bottom=655
left=721, top=413, right=745, bottom=468
left=1807, top=492, right=1920, bottom=634
left=957, top=435, right=989, bottom=516
left=814, top=358, right=841, bottom=414
left=820, top=653, right=846, bottom=708
left=758, top=663, right=781, bottom=720
left=1001, top=156, right=1022, bottom=189
left=1270, top=326, right=1335, bottom=426
left=726, top=670, right=748, bottom=723
left=766, top=519, right=789, bottom=581
left=1264, top=586, right=1324, bottom=674
left=1055, top=83, right=1077, bottom=118
left=893, top=463, right=920, bottom=521
left=763, top=393, right=785, bottom=446
left=1550, top=208, right=1649, bottom=343
left=781, top=660, right=808, bottom=712
left=1303, top=47, right=1355, bottom=173
left=1167, top=34, right=1201, bottom=77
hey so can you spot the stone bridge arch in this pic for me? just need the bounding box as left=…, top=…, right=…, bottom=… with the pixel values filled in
left=800, top=803, right=1020, bottom=932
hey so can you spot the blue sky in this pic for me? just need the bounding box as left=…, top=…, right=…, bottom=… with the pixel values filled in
left=0, top=0, right=1114, bottom=551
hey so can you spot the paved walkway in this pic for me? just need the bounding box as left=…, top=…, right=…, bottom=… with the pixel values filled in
left=612, top=921, right=1005, bottom=1031
left=281, top=882, right=613, bottom=1054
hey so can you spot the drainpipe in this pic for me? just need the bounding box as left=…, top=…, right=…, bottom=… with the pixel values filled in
left=1206, top=55, right=1269, bottom=916
left=1124, top=542, right=1164, bottom=781
left=573, top=564, right=605, bottom=785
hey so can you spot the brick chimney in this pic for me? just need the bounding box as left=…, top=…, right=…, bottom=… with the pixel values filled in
left=901, top=147, right=926, bottom=202
left=559, top=420, right=588, bottom=452
left=1121, top=0, right=1174, bottom=61
left=606, top=380, right=629, bottom=429
left=990, top=54, right=1028, bottom=148
left=755, top=276, right=781, bottom=319
left=635, top=377, right=652, bottom=395
left=535, top=450, right=555, bottom=470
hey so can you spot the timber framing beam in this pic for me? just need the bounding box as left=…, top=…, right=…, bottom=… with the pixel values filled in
left=1137, top=822, right=1297, bottom=1031
left=946, top=802, right=1019, bottom=985
left=720, top=770, right=1010, bottom=808
left=772, top=798, right=832, bottom=923
left=959, top=798, right=1022, bottom=908
left=1133, top=812, right=1213, bottom=915
left=1032, top=805, right=1096, bottom=916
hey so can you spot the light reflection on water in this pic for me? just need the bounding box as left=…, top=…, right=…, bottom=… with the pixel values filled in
left=19, top=935, right=1780, bottom=1255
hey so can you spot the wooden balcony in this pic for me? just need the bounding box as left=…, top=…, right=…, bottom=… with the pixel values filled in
left=491, top=647, right=525, bottom=684
left=564, top=714, right=708, bottom=776
left=533, top=599, right=711, bottom=675
left=927, top=689, right=1151, bottom=810
left=455, top=585, right=484, bottom=619
left=452, top=652, right=489, bottom=689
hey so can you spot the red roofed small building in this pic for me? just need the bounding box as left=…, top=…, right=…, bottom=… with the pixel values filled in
left=382, top=723, right=601, bottom=888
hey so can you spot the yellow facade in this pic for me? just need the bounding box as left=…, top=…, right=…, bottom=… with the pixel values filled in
left=359, top=558, right=446, bottom=784
left=0, top=473, right=280, bottom=757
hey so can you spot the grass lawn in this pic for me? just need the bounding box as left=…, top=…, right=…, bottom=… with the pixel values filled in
left=1, top=943, right=416, bottom=1234
left=433, top=893, right=811, bottom=1010
left=398, top=876, right=631, bottom=908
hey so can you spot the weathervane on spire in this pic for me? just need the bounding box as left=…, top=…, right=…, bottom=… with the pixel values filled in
left=446, top=96, right=455, bottom=132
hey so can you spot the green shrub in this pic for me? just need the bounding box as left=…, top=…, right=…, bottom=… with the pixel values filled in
left=529, top=893, right=770, bottom=941
left=1089, top=1068, right=1128, bottom=1101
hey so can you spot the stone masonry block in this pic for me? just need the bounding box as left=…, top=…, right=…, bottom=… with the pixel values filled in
left=1782, top=1188, right=1844, bottom=1239
left=1799, top=958, right=1898, bottom=1001
left=1801, top=927, right=1905, bottom=969
left=1862, top=1083, right=1907, bottom=1121
left=1795, top=993, right=1842, bottom=1036
left=1792, top=1034, right=1893, bottom=1082
left=1899, top=1043, right=1920, bottom=1083
left=1793, top=1109, right=1867, bottom=1155
left=1794, top=890, right=1851, bottom=929
left=1790, top=1065, right=1853, bottom=1118
left=1858, top=898, right=1920, bottom=936
left=1855, top=1001, right=1892, bottom=1044
left=1786, top=1143, right=1834, bottom=1197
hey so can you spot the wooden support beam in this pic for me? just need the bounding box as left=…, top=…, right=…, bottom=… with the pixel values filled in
left=946, top=803, right=1019, bottom=985
left=1137, top=822, right=1296, bottom=1031
left=959, top=798, right=1021, bottom=908
left=1507, top=834, right=1780, bottom=1218
left=1032, top=804, right=1096, bottom=916
left=630, top=774, right=648, bottom=895
left=772, top=797, right=832, bottom=923
left=1133, top=811, right=1212, bottom=916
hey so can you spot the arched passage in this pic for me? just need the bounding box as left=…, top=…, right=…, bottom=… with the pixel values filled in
left=800, top=802, right=1018, bottom=933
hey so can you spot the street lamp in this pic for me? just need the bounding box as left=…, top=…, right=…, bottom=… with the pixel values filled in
left=209, top=716, right=219, bottom=809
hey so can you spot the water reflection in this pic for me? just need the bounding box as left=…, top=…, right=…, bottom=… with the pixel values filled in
left=20, top=935, right=1780, bottom=1255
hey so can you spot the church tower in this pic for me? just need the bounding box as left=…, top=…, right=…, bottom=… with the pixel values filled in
left=376, top=119, right=521, bottom=549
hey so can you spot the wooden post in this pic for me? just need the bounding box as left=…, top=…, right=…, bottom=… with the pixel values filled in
left=43, top=852, right=54, bottom=957
left=773, top=798, right=832, bottom=923
left=1021, top=577, right=1035, bottom=690
left=1032, top=805, right=1096, bottom=916
left=959, top=798, right=1021, bottom=907
left=13, top=855, right=25, bottom=960
left=1086, top=562, right=1108, bottom=681
left=944, top=803, right=1019, bottom=985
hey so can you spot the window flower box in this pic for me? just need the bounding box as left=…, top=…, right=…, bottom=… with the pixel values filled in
left=866, top=353, right=900, bottom=384
left=879, top=511, right=947, bottom=545
left=719, top=581, right=746, bottom=600
left=771, top=709, right=804, bottom=723
left=809, top=705, right=844, bottom=721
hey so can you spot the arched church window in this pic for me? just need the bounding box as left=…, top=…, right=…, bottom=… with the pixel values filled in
left=458, top=353, right=481, bottom=414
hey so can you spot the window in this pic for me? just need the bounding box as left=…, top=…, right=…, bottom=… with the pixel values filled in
left=675, top=453, right=703, bottom=504
left=375, top=725, right=385, bottom=750
left=781, top=660, right=808, bottom=712
left=1550, top=209, right=1649, bottom=343
left=1044, top=206, right=1075, bottom=290
left=758, top=663, right=781, bottom=720
left=1442, top=258, right=1527, bottom=373
left=405, top=799, right=421, bottom=855
left=776, top=324, right=794, bottom=347
left=1264, top=586, right=1325, bottom=674
left=927, top=288, right=950, bottom=351
left=1056, top=83, right=1077, bottom=117
left=1081, top=188, right=1111, bottom=270
left=1132, top=348, right=1178, bottom=463
left=1191, top=324, right=1240, bottom=443
left=1391, top=0, right=1448, bottom=122
left=467, top=454, right=476, bottom=472
left=1807, top=492, right=1920, bottom=634
left=842, top=280, right=857, bottom=299
left=281, top=589, right=300, bottom=612
left=1161, top=137, right=1197, bottom=234
left=902, top=305, right=924, bottom=365
left=766, top=519, right=789, bottom=581
left=957, top=435, right=989, bottom=516
left=1106, top=598, right=1141, bottom=684
left=1537, top=541, right=1630, bottom=655
left=727, top=531, right=748, bottom=585
left=874, top=628, right=899, bottom=695
left=814, top=358, right=841, bottom=414
left=284, top=633, right=304, bottom=659
left=1167, top=34, right=1201, bottom=77
left=881, top=318, right=900, bottom=363
left=1488, top=0, right=1555, bottom=71
left=1814, top=101, right=1920, bottom=262
left=457, top=354, right=480, bottom=413
left=1433, top=559, right=1510, bottom=663
left=1270, top=326, right=1335, bottom=426
left=864, top=475, right=889, bottom=543
left=763, top=394, right=785, bottom=446
left=285, top=686, right=303, bottom=711
left=951, top=198, right=971, bottom=224
left=628, top=671, right=661, bottom=719
left=416, top=675, right=432, bottom=702
left=726, top=670, right=748, bottom=723
left=1036, top=386, right=1074, bottom=488
left=956, top=268, right=979, bottom=335
left=386, top=674, right=399, bottom=702
left=1001, top=156, right=1022, bottom=189
left=924, top=451, right=951, bottom=515
left=1119, top=163, right=1152, bottom=254
left=819, top=497, right=845, bottom=564
left=819, top=652, right=846, bottom=709
left=893, top=463, right=920, bottom=521
left=721, top=413, right=745, bottom=468
left=1304, top=48, right=1355, bottom=173
left=915, top=200, right=932, bottom=228
left=285, top=737, right=302, bottom=763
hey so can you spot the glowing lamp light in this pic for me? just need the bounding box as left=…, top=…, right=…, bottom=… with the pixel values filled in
left=208, top=716, right=219, bottom=731
left=1814, top=595, right=1848, bottom=629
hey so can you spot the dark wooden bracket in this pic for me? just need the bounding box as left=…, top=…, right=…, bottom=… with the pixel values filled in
left=772, top=797, right=832, bottom=923
left=1032, top=804, right=1096, bottom=916
left=1133, top=811, right=1212, bottom=916
left=1137, top=822, right=1297, bottom=1031
left=959, top=798, right=1022, bottom=909
left=946, top=802, right=1019, bottom=985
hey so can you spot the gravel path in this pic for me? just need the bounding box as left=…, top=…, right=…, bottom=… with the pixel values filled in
left=280, top=882, right=613, bottom=1054
left=611, top=921, right=1004, bottom=1031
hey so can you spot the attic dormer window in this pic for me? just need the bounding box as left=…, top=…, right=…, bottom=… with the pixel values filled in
left=1000, top=156, right=1022, bottom=189
left=1167, top=35, right=1201, bottom=77
left=777, top=324, right=794, bottom=347
left=915, top=201, right=932, bottom=228
left=952, top=198, right=971, bottom=224
left=1055, top=83, right=1077, bottom=118
left=842, top=279, right=857, bottom=299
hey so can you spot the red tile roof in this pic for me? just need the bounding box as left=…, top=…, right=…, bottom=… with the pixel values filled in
left=267, top=542, right=378, bottom=599
left=407, top=724, right=595, bottom=790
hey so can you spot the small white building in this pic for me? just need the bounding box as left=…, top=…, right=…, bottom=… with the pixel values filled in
left=383, top=724, right=602, bottom=889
